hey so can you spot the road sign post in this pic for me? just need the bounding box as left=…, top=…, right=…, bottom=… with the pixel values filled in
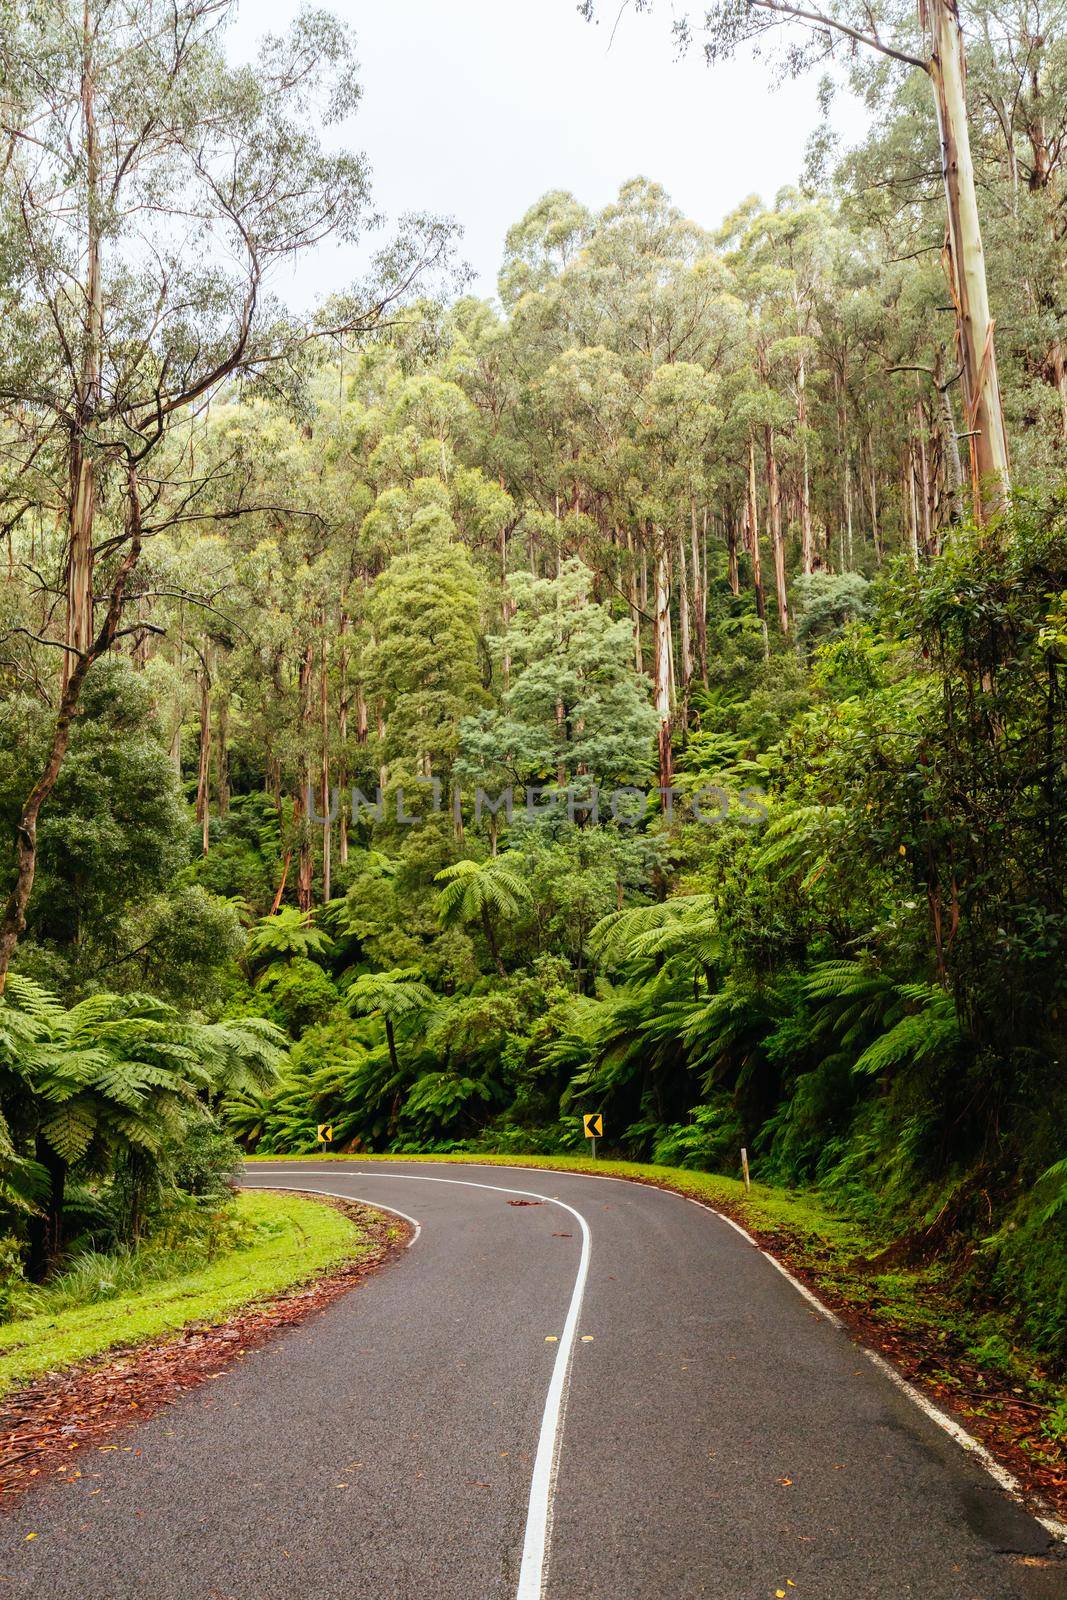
left=583, top=1113, right=603, bottom=1159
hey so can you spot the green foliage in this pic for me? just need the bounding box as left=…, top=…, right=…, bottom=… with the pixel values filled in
left=1, top=46, right=1065, bottom=1380
left=457, top=560, right=657, bottom=788
left=258, top=958, right=340, bottom=1036
left=246, top=907, right=332, bottom=972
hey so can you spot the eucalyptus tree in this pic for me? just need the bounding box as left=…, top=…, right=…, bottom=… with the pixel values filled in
left=457, top=558, right=658, bottom=804
left=0, top=0, right=455, bottom=990
left=640, top=361, right=725, bottom=739
left=581, top=0, right=1013, bottom=517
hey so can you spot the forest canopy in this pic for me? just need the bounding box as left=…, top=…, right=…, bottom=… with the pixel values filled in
left=0, top=0, right=1064, bottom=1368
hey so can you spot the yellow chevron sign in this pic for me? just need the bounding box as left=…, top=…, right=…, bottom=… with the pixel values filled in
left=583, top=1113, right=603, bottom=1139
left=317, top=1124, right=334, bottom=1144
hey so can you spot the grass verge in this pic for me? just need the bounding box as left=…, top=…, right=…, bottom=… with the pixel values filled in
left=0, top=1191, right=362, bottom=1396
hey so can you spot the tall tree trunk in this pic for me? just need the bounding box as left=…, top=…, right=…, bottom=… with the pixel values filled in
left=690, top=496, right=707, bottom=683
left=835, top=365, right=854, bottom=569
left=216, top=694, right=229, bottom=819
left=338, top=611, right=350, bottom=867
left=0, top=467, right=144, bottom=992
left=747, top=437, right=769, bottom=658
left=296, top=643, right=314, bottom=912
left=934, top=349, right=964, bottom=521
left=677, top=527, right=693, bottom=688
left=764, top=426, right=789, bottom=635
left=64, top=2, right=104, bottom=689
left=866, top=428, right=883, bottom=565
left=906, top=444, right=921, bottom=566
left=195, top=659, right=211, bottom=856
left=653, top=535, right=672, bottom=792
left=796, top=346, right=815, bottom=575
left=916, top=403, right=935, bottom=557
left=320, top=632, right=331, bottom=904
left=928, top=0, right=1010, bottom=515
left=726, top=509, right=740, bottom=597
left=1050, top=339, right=1067, bottom=443
left=627, top=526, right=644, bottom=673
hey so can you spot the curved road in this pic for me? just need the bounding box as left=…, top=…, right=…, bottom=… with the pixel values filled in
left=3, top=1159, right=1065, bottom=1599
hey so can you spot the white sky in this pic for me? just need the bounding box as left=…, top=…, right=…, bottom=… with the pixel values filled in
left=229, top=0, right=871, bottom=306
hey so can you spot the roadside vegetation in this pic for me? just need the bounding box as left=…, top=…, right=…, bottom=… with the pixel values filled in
left=0, top=0, right=1064, bottom=1421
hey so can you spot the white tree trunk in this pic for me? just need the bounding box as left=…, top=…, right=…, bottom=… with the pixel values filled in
left=927, top=0, right=1010, bottom=515
left=653, top=535, right=672, bottom=792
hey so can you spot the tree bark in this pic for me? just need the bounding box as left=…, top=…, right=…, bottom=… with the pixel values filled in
left=796, top=344, right=815, bottom=575
left=690, top=496, right=707, bottom=683
left=764, top=425, right=789, bottom=635
left=726, top=509, right=740, bottom=597
left=296, top=643, right=314, bottom=911
left=195, top=658, right=211, bottom=857
left=933, top=348, right=964, bottom=521
left=320, top=632, right=331, bottom=904
left=927, top=0, right=1011, bottom=516
left=63, top=1, right=104, bottom=688
left=747, top=437, right=770, bottom=658
left=652, top=535, right=672, bottom=791
left=216, top=693, right=229, bottom=819
left=0, top=467, right=144, bottom=993
left=906, top=444, right=921, bottom=566
left=338, top=611, right=350, bottom=866
left=677, top=527, right=693, bottom=688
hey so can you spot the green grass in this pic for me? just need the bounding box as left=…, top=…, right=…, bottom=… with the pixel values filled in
left=0, top=1191, right=364, bottom=1395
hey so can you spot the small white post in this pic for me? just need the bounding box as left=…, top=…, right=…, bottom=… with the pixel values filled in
left=740, top=1147, right=751, bottom=1192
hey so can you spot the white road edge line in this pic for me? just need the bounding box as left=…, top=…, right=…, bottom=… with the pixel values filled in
left=250, top=1162, right=1067, bottom=1546
left=682, top=1191, right=1067, bottom=1543
left=246, top=1167, right=593, bottom=1598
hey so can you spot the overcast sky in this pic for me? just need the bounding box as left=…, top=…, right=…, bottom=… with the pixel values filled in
left=229, top=0, right=870, bottom=307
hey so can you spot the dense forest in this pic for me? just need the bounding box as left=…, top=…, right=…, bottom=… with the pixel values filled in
left=0, top=0, right=1065, bottom=1367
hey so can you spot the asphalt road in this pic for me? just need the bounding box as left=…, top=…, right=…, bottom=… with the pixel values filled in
left=3, top=1159, right=1066, bottom=1600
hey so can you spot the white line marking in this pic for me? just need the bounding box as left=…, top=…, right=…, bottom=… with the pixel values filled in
left=688, top=1198, right=843, bottom=1326
left=250, top=1161, right=1067, bottom=1547
left=679, top=1192, right=1067, bottom=1539
left=246, top=1166, right=592, bottom=1596
left=863, top=1349, right=1067, bottom=1540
